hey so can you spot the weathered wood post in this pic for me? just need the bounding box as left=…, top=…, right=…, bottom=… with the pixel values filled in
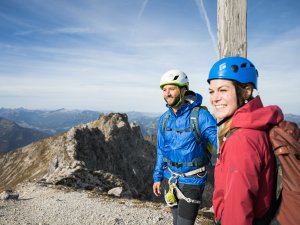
left=217, top=0, right=247, bottom=58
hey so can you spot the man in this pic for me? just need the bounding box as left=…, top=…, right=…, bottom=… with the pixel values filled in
left=153, top=69, right=217, bottom=225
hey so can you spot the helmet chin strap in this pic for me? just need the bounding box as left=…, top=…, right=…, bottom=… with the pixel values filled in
left=217, top=115, right=233, bottom=127
left=174, top=92, right=184, bottom=108
left=166, top=91, right=183, bottom=108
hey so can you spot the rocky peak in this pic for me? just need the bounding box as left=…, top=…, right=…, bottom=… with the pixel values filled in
left=0, top=113, right=156, bottom=200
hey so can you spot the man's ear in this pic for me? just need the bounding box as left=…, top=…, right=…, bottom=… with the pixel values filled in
left=180, top=87, right=187, bottom=95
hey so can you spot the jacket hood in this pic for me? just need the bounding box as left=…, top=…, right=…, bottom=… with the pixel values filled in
left=231, top=96, right=283, bottom=130
left=183, top=90, right=203, bottom=107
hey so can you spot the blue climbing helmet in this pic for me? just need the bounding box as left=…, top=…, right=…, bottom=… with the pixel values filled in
left=207, top=56, right=258, bottom=89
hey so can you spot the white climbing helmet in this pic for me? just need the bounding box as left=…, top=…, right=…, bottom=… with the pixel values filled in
left=159, top=69, right=189, bottom=90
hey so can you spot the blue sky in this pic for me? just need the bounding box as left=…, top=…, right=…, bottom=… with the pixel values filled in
left=0, top=0, right=299, bottom=114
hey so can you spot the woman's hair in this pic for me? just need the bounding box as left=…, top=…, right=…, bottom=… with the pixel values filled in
left=218, top=118, right=233, bottom=147
left=234, top=81, right=254, bottom=107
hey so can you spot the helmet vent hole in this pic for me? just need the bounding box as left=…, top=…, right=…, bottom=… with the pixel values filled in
left=241, top=63, right=247, bottom=68
left=173, top=75, right=179, bottom=80
left=250, top=64, right=254, bottom=67
left=231, top=65, right=239, bottom=73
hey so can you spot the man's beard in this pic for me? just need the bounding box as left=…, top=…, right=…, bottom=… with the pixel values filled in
left=165, top=94, right=181, bottom=107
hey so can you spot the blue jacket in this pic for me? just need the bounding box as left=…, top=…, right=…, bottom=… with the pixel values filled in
left=153, top=92, right=217, bottom=186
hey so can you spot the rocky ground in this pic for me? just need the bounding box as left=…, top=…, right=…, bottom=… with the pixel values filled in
left=0, top=182, right=214, bottom=225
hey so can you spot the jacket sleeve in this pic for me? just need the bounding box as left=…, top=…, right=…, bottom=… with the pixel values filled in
left=216, top=134, right=262, bottom=225
left=198, top=109, right=217, bottom=150
left=153, top=115, right=165, bottom=182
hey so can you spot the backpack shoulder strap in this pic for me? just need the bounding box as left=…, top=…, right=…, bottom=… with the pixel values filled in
left=224, top=127, right=239, bottom=140
left=191, top=106, right=214, bottom=165
left=161, top=112, right=170, bottom=133
left=190, top=106, right=202, bottom=143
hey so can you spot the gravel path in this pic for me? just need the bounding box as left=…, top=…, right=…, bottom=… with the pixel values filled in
left=0, top=183, right=213, bottom=225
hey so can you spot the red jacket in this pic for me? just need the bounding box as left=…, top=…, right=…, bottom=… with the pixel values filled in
left=213, top=96, right=283, bottom=225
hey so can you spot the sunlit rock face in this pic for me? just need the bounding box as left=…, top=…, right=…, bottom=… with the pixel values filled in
left=0, top=113, right=156, bottom=200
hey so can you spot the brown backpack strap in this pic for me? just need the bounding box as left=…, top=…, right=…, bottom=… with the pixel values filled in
left=224, top=127, right=239, bottom=140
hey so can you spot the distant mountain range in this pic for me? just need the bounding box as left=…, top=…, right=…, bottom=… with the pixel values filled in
left=284, top=114, right=300, bottom=126
left=0, top=107, right=299, bottom=153
left=0, top=117, right=49, bottom=153
left=0, top=108, right=103, bottom=135
left=126, top=111, right=160, bottom=137
left=0, top=108, right=160, bottom=137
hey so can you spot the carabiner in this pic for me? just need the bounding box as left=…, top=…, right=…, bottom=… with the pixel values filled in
left=168, top=175, right=178, bottom=185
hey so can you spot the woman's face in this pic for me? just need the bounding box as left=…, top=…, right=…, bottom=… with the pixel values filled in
left=209, top=79, right=238, bottom=120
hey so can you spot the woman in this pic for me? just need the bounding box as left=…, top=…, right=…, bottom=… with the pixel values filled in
left=207, top=56, right=283, bottom=225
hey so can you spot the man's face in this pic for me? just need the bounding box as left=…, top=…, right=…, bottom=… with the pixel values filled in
left=162, top=84, right=181, bottom=107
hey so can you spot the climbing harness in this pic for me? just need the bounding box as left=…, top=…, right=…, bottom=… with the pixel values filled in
left=164, top=165, right=207, bottom=207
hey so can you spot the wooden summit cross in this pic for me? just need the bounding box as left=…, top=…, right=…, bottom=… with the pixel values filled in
left=218, top=0, right=247, bottom=59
